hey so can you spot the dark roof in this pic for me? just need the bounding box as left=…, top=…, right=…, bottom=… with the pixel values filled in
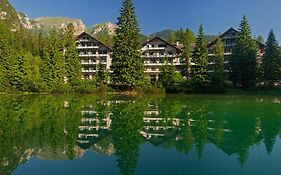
left=77, top=32, right=112, bottom=51
left=142, top=36, right=183, bottom=52
left=207, top=27, right=266, bottom=48
left=207, top=27, right=238, bottom=48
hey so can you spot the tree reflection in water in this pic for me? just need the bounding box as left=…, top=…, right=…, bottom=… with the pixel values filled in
left=0, top=95, right=281, bottom=174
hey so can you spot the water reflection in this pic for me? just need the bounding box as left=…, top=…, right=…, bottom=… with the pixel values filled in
left=1, top=95, right=281, bottom=175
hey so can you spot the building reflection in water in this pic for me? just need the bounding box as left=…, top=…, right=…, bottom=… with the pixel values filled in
left=1, top=96, right=281, bottom=175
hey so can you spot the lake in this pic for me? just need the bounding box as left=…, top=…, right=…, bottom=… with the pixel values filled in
left=1, top=94, right=281, bottom=175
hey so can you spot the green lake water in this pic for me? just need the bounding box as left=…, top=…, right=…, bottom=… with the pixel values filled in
left=1, top=94, right=281, bottom=175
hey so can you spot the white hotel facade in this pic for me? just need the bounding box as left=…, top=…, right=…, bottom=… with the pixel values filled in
left=77, top=28, right=265, bottom=82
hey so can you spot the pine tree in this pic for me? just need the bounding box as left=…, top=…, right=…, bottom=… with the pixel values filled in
left=261, top=30, right=281, bottom=87
left=41, top=29, right=65, bottom=91
left=24, top=52, right=42, bottom=92
left=97, top=62, right=108, bottom=85
left=190, top=25, right=208, bottom=82
left=230, top=16, right=257, bottom=89
left=211, top=36, right=226, bottom=91
left=10, top=52, right=27, bottom=91
left=111, top=0, right=146, bottom=88
left=256, top=35, right=264, bottom=44
left=182, top=29, right=195, bottom=78
left=0, top=22, right=12, bottom=91
left=175, top=29, right=185, bottom=43
left=159, top=60, right=183, bottom=92
left=64, top=23, right=82, bottom=87
left=168, top=32, right=176, bottom=44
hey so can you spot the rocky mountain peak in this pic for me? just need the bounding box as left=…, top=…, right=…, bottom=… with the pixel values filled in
left=91, top=22, right=117, bottom=36
left=33, top=17, right=86, bottom=35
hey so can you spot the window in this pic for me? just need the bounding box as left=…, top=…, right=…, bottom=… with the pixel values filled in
left=158, top=44, right=166, bottom=48
left=99, top=50, right=108, bottom=54
left=84, top=74, right=90, bottom=79
left=225, top=48, right=231, bottom=53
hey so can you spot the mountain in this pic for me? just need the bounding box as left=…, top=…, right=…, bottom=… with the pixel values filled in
left=149, top=29, right=174, bottom=40
left=17, top=12, right=33, bottom=29
left=32, top=17, right=86, bottom=34
left=0, top=0, right=86, bottom=34
left=149, top=29, right=217, bottom=43
left=89, top=22, right=117, bottom=36
left=0, top=0, right=21, bottom=30
left=205, top=35, right=218, bottom=43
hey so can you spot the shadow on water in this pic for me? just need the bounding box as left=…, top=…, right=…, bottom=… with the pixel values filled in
left=1, top=94, right=281, bottom=175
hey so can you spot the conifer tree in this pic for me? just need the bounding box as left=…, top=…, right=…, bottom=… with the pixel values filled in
left=190, top=25, right=208, bottom=82
left=10, top=52, right=26, bottom=91
left=230, top=16, right=257, bottom=89
left=182, top=29, right=195, bottom=77
left=111, top=0, right=145, bottom=88
left=261, top=30, right=281, bottom=87
left=24, top=52, right=41, bottom=92
left=0, top=51, right=10, bottom=91
left=168, top=32, right=176, bottom=44
left=159, top=60, right=183, bottom=92
left=64, top=23, right=82, bottom=86
left=41, top=29, right=65, bottom=91
left=211, top=36, right=226, bottom=91
left=256, top=35, right=264, bottom=44
left=97, top=62, right=108, bottom=84
left=0, top=21, right=13, bottom=91
left=175, top=29, right=185, bottom=42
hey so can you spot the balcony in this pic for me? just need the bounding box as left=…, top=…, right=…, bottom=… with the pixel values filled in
left=77, top=45, right=99, bottom=49
left=79, top=53, right=108, bottom=57
left=78, top=39, right=91, bottom=42
left=142, top=46, right=166, bottom=51
left=79, top=54, right=98, bottom=57
left=144, top=62, right=163, bottom=66
left=145, top=69, right=160, bottom=73
left=81, top=61, right=97, bottom=65
left=98, top=54, right=108, bottom=57
left=142, top=54, right=176, bottom=58
left=82, top=69, right=96, bottom=73
left=144, top=62, right=183, bottom=66
left=208, top=52, right=232, bottom=57
left=222, top=36, right=237, bottom=40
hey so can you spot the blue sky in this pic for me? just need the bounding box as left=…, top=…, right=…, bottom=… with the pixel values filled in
left=9, top=0, right=281, bottom=41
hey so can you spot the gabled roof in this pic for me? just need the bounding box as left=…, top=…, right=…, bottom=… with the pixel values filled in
left=142, top=36, right=183, bottom=52
left=77, top=32, right=112, bottom=51
left=207, top=27, right=238, bottom=48
left=207, top=27, right=266, bottom=48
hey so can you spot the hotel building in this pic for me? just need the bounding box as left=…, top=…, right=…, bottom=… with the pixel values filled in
left=141, top=37, right=183, bottom=82
left=77, top=28, right=265, bottom=82
left=77, top=33, right=183, bottom=82
left=207, top=28, right=265, bottom=74
left=77, top=32, right=112, bottom=80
